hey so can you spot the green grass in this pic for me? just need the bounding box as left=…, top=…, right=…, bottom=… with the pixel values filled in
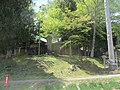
left=0, top=55, right=106, bottom=80
left=78, top=79, right=120, bottom=90
left=0, top=81, right=65, bottom=90
left=0, top=54, right=119, bottom=81
left=1, top=55, right=120, bottom=90
left=1, top=80, right=120, bottom=90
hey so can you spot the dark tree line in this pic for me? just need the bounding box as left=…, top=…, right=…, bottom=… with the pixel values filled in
left=0, top=0, right=36, bottom=55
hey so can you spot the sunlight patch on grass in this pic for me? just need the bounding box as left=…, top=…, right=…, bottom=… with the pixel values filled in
left=0, top=55, right=105, bottom=80
left=86, top=58, right=104, bottom=68
left=37, top=56, right=89, bottom=78
left=31, top=55, right=89, bottom=78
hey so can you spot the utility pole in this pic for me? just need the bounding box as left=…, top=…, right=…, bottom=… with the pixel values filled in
left=104, top=0, right=117, bottom=70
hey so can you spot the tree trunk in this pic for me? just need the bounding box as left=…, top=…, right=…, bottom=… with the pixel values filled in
left=47, top=36, right=52, bottom=52
left=38, top=36, right=41, bottom=55
left=65, top=46, right=67, bottom=54
left=104, top=0, right=115, bottom=61
left=69, top=40, right=72, bottom=56
left=6, top=49, right=12, bottom=59
left=90, top=22, right=96, bottom=57
left=104, top=0, right=116, bottom=70
left=14, top=49, right=16, bottom=55
left=18, top=47, right=21, bottom=54
left=78, top=46, right=80, bottom=57
left=90, top=0, right=102, bottom=57
left=84, top=47, right=87, bottom=56
left=116, top=36, right=120, bottom=47
left=90, top=8, right=97, bottom=57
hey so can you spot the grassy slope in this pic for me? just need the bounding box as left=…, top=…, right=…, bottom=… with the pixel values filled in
left=43, top=55, right=104, bottom=78
left=0, top=55, right=104, bottom=80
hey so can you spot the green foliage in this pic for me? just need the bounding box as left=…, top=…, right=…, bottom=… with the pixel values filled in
left=59, top=0, right=77, bottom=12
left=112, top=23, right=120, bottom=47
left=109, top=0, right=120, bottom=12
left=37, top=5, right=65, bottom=37
left=36, top=0, right=119, bottom=56
left=109, top=0, right=120, bottom=48
left=37, top=0, right=94, bottom=50
left=0, top=0, right=35, bottom=51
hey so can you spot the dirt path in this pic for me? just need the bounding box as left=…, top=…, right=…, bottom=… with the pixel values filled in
left=1, top=74, right=120, bottom=83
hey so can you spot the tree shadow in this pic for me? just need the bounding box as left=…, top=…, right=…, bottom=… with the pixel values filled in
left=58, top=55, right=104, bottom=75
left=0, top=55, right=57, bottom=80
left=77, top=59, right=103, bottom=75
left=0, top=55, right=67, bottom=90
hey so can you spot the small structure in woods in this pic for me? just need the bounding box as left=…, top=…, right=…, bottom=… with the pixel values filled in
left=27, top=40, right=47, bottom=55
left=101, top=52, right=118, bottom=71
left=20, top=39, right=47, bottom=55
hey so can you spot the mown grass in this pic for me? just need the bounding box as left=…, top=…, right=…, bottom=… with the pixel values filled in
left=2, top=54, right=120, bottom=80
left=0, top=55, right=106, bottom=80
left=1, top=55, right=120, bottom=89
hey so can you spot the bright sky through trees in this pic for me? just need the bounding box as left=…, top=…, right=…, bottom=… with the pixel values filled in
left=33, top=0, right=48, bottom=12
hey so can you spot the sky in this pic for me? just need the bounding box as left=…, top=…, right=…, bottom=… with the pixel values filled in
left=32, top=0, right=120, bottom=22
left=33, top=0, right=48, bottom=12
left=113, top=12, right=120, bottom=16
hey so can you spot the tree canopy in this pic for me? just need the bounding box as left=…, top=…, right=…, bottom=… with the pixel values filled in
left=0, top=0, right=35, bottom=53
left=0, top=0, right=120, bottom=57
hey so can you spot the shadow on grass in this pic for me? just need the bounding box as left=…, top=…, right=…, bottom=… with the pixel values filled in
left=77, top=59, right=103, bottom=75
left=0, top=55, right=56, bottom=80
left=0, top=80, right=65, bottom=90
left=58, top=55, right=104, bottom=75
left=0, top=55, right=66, bottom=90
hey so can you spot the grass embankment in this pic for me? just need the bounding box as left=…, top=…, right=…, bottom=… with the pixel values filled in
left=0, top=55, right=105, bottom=80
left=1, top=55, right=120, bottom=90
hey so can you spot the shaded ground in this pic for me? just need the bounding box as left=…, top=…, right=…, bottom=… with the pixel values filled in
left=58, top=55, right=104, bottom=75
left=0, top=55, right=56, bottom=80
left=1, top=74, right=120, bottom=90
left=0, top=55, right=120, bottom=90
left=0, top=55, right=119, bottom=81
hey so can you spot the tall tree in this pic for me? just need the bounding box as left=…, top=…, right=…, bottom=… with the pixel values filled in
left=76, top=0, right=106, bottom=57
left=0, top=0, right=35, bottom=55
left=104, top=0, right=116, bottom=70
